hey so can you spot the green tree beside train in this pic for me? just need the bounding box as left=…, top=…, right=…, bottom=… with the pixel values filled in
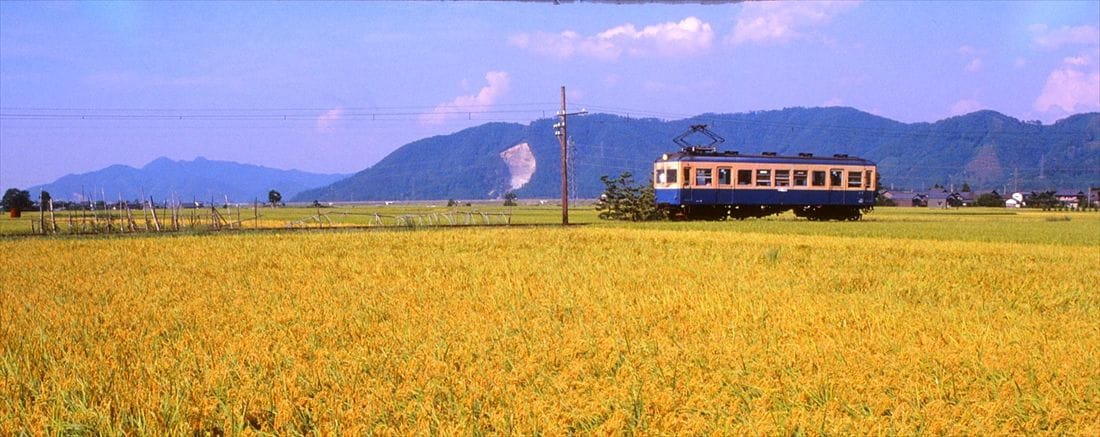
left=595, top=172, right=663, bottom=221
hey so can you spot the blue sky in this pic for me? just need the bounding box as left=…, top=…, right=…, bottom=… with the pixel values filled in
left=2, top=1, right=1098, bottom=189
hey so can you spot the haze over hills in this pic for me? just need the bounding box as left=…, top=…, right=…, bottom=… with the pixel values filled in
left=30, top=157, right=348, bottom=203
left=293, top=107, right=1100, bottom=202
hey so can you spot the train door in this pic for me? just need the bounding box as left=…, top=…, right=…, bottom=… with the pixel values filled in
left=829, top=168, right=845, bottom=204
left=682, top=166, right=693, bottom=203
left=865, top=169, right=875, bottom=204
left=717, top=167, right=733, bottom=204
left=693, top=167, right=715, bottom=204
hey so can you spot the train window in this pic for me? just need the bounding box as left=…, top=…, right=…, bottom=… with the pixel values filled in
left=655, top=169, right=665, bottom=184
left=794, top=170, right=808, bottom=186
left=737, top=169, right=753, bottom=186
left=830, top=169, right=843, bottom=187
left=848, top=171, right=862, bottom=188
left=775, top=170, right=791, bottom=187
left=756, top=169, right=771, bottom=187
left=695, top=168, right=712, bottom=186
left=718, top=167, right=732, bottom=185
left=865, top=170, right=873, bottom=190
left=683, top=168, right=690, bottom=185
left=666, top=168, right=677, bottom=183
left=812, top=171, right=826, bottom=186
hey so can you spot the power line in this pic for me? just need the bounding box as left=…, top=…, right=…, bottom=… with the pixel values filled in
left=2, top=102, right=1094, bottom=141
left=0, top=102, right=558, bottom=112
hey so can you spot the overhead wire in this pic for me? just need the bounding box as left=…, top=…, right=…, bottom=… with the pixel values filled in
left=2, top=101, right=1090, bottom=140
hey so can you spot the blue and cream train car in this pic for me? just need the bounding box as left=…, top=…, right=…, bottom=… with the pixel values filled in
left=653, top=151, right=877, bottom=220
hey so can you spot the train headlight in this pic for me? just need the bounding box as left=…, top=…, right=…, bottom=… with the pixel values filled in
left=661, top=154, right=668, bottom=161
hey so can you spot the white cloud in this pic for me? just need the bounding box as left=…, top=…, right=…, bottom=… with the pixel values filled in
left=950, top=99, right=982, bottom=116
left=509, top=17, right=714, bottom=61
left=727, top=1, right=857, bottom=46
left=421, top=71, right=510, bottom=125
left=822, top=97, right=844, bottom=106
left=964, top=58, right=984, bottom=73
left=1029, top=24, right=1100, bottom=50
left=316, top=107, right=343, bottom=133
left=1034, top=56, right=1100, bottom=114
left=957, top=45, right=983, bottom=73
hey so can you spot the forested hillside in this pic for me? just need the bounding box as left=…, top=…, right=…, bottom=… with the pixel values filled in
left=294, top=108, right=1100, bottom=201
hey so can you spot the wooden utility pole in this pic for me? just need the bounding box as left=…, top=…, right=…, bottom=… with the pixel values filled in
left=553, top=87, right=586, bottom=225
left=559, top=86, right=569, bottom=226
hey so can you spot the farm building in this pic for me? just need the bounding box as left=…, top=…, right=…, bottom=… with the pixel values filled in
left=1054, top=190, right=1087, bottom=209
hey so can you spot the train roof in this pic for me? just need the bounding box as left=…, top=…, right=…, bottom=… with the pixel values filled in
left=655, top=150, right=876, bottom=166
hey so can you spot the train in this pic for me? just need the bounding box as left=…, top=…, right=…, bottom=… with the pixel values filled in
left=653, top=125, right=877, bottom=221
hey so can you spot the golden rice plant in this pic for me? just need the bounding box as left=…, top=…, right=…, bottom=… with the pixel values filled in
left=1, top=215, right=1097, bottom=434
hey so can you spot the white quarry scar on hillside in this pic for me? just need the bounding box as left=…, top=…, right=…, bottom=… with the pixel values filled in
left=499, top=142, right=536, bottom=190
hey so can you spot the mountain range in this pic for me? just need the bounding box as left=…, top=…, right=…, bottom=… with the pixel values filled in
left=30, top=157, right=348, bottom=203
left=293, top=108, right=1100, bottom=201
left=24, top=108, right=1099, bottom=203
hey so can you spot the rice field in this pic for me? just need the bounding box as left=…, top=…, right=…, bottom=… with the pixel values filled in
left=1, top=208, right=1098, bottom=434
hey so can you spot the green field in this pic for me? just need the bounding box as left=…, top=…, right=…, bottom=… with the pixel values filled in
left=1, top=207, right=1098, bottom=434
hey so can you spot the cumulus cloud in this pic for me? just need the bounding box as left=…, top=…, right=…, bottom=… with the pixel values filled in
left=421, top=71, right=510, bottom=124
left=509, top=17, right=714, bottom=60
left=950, top=99, right=983, bottom=116
left=957, top=45, right=984, bottom=73
left=727, top=1, right=857, bottom=46
left=316, top=107, right=343, bottom=133
left=1030, top=24, right=1100, bottom=50
left=964, top=58, right=984, bottom=73
left=1033, top=55, right=1100, bottom=114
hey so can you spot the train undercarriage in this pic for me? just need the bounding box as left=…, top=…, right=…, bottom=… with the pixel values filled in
left=663, top=204, right=870, bottom=221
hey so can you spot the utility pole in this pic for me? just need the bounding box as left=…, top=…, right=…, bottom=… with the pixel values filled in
left=553, top=86, right=586, bottom=226
left=558, top=87, right=568, bottom=225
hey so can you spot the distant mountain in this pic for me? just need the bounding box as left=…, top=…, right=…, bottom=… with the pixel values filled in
left=293, top=108, right=1099, bottom=201
left=31, top=157, right=348, bottom=202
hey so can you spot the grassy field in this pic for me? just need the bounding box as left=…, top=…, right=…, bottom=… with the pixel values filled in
left=1, top=207, right=1098, bottom=434
left=0, top=202, right=582, bottom=235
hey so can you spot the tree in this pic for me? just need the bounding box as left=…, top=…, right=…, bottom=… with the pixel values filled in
left=2, top=188, right=33, bottom=212
left=595, top=172, right=663, bottom=221
left=874, top=173, right=895, bottom=206
left=961, top=182, right=971, bottom=192
left=975, top=191, right=1004, bottom=207
left=40, top=191, right=52, bottom=209
left=876, top=195, right=897, bottom=207
left=503, top=191, right=518, bottom=207
left=268, top=190, right=282, bottom=207
left=1028, top=191, right=1059, bottom=211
